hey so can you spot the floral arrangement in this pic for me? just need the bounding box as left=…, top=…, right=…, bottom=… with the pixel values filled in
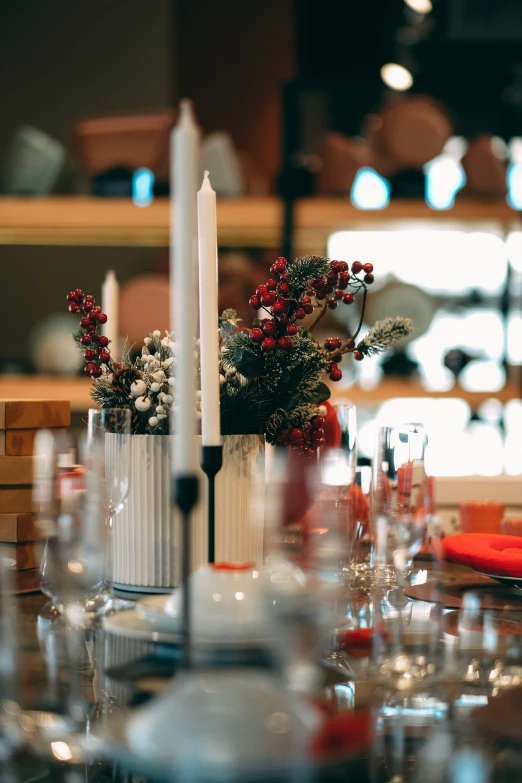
left=67, top=255, right=411, bottom=452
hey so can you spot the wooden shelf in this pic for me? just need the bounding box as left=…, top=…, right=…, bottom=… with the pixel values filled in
left=0, top=197, right=519, bottom=250
left=0, top=375, right=517, bottom=413
left=330, top=379, right=520, bottom=407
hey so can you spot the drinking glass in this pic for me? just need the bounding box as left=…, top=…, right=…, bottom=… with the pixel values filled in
left=87, top=408, right=131, bottom=613
left=370, top=519, right=447, bottom=783
left=261, top=446, right=351, bottom=704
left=372, top=423, right=429, bottom=584
left=448, top=587, right=522, bottom=724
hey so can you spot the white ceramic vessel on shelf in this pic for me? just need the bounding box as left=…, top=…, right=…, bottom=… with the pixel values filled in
left=109, top=434, right=265, bottom=592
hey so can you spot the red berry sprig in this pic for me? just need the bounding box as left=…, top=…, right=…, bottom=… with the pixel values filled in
left=66, top=289, right=112, bottom=378
left=276, top=415, right=326, bottom=455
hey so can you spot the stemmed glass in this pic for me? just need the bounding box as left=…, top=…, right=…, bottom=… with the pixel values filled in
left=86, top=408, right=131, bottom=613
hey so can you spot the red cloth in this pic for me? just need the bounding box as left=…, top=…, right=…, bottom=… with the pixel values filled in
left=321, top=400, right=342, bottom=448
left=310, top=709, right=372, bottom=759
left=443, top=533, right=522, bottom=577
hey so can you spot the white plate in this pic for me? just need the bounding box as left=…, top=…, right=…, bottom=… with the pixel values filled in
left=103, top=610, right=180, bottom=645
left=104, top=608, right=269, bottom=649
left=136, top=594, right=174, bottom=633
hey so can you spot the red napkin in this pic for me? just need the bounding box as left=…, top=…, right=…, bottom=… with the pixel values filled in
left=443, top=533, right=522, bottom=577
left=310, top=709, right=372, bottom=759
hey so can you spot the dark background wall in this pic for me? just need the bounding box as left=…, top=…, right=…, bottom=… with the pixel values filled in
left=0, top=0, right=295, bottom=365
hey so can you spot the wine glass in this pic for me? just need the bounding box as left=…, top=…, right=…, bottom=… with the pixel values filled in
left=86, top=408, right=131, bottom=613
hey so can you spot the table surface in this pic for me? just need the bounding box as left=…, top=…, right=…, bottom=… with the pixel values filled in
left=8, top=561, right=522, bottom=782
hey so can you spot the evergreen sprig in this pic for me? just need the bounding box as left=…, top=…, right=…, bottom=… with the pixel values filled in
left=286, top=255, right=329, bottom=293
left=356, top=317, right=414, bottom=357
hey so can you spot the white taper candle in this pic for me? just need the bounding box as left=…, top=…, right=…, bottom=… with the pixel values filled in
left=171, top=100, right=200, bottom=475
left=101, top=270, right=119, bottom=360
left=197, top=171, right=221, bottom=446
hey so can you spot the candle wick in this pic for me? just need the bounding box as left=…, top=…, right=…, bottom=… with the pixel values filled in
left=204, top=170, right=209, bottom=179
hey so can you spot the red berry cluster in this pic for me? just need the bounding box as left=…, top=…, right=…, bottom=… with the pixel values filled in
left=248, top=257, right=298, bottom=352
left=66, top=289, right=111, bottom=378
left=319, top=260, right=374, bottom=382
left=276, top=415, right=326, bottom=455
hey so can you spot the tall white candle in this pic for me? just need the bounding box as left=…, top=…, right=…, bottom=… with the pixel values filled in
left=101, top=270, right=119, bottom=359
left=171, top=100, right=200, bottom=475
left=197, top=172, right=221, bottom=446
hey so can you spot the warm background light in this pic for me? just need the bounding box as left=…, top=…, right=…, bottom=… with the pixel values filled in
left=404, top=0, right=433, bottom=13
left=380, top=63, right=413, bottom=91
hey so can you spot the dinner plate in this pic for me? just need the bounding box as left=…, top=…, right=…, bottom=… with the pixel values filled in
left=474, top=570, right=522, bottom=590
left=103, top=610, right=180, bottom=645
left=136, top=595, right=175, bottom=633
left=104, top=608, right=270, bottom=651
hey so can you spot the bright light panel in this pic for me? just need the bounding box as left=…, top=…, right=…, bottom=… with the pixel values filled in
left=328, top=230, right=508, bottom=295
left=380, top=63, right=413, bottom=92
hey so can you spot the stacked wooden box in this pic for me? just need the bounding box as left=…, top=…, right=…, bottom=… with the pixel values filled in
left=0, top=399, right=70, bottom=593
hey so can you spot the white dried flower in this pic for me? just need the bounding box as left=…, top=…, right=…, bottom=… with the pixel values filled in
left=153, top=370, right=165, bottom=383
left=148, top=416, right=159, bottom=427
left=161, top=337, right=169, bottom=348
left=162, top=394, right=173, bottom=405
left=144, top=337, right=152, bottom=346
left=141, top=346, right=150, bottom=356
left=168, top=377, right=175, bottom=387
left=168, top=341, right=175, bottom=352
left=157, top=391, right=164, bottom=402
left=157, top=413, right=167, bottom=420
left=130, top=380, right=147, bottom=398
left=219, top=374, right=225, bottom=385
left=162, top=357, right=174, bottom=370
left=150, top=382, right=161, bottom=393
left=135, top=396, right=151, bottom=412
left=318, top=405, right=327, bottom=417
left=156, top=405, right=166, bottom=415
left=153, top=330, right=161, bottom=338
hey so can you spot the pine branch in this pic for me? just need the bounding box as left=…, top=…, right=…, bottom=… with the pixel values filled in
left=356, top=317, right=413, bottom=357
left=286, top=255, right=330, bottom=293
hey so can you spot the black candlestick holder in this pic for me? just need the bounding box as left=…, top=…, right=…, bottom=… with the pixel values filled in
left=174, top=475, right=199, bottom=669
left=201, top=445, right=223, bottom=564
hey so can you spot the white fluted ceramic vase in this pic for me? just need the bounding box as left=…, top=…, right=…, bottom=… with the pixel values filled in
left=109, top=434, right=265, bottom=592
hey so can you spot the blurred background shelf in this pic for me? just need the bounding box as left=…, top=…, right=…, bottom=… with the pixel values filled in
left=0, top=374, right=517, bottom=413
left=0, top=197, right=519, bottom=250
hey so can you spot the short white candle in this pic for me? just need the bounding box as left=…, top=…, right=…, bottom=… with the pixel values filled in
left=197, top=171, right=221, bottom=446
left=101, top=270, right=119, bottom=359
left=171, top=100, right=200, bottom=475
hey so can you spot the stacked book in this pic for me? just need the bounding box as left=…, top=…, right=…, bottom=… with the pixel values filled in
left=0, top=399, right=70, bottom=593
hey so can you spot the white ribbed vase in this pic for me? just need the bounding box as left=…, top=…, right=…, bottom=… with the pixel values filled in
left=109, top=434, right=265, bottom=591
